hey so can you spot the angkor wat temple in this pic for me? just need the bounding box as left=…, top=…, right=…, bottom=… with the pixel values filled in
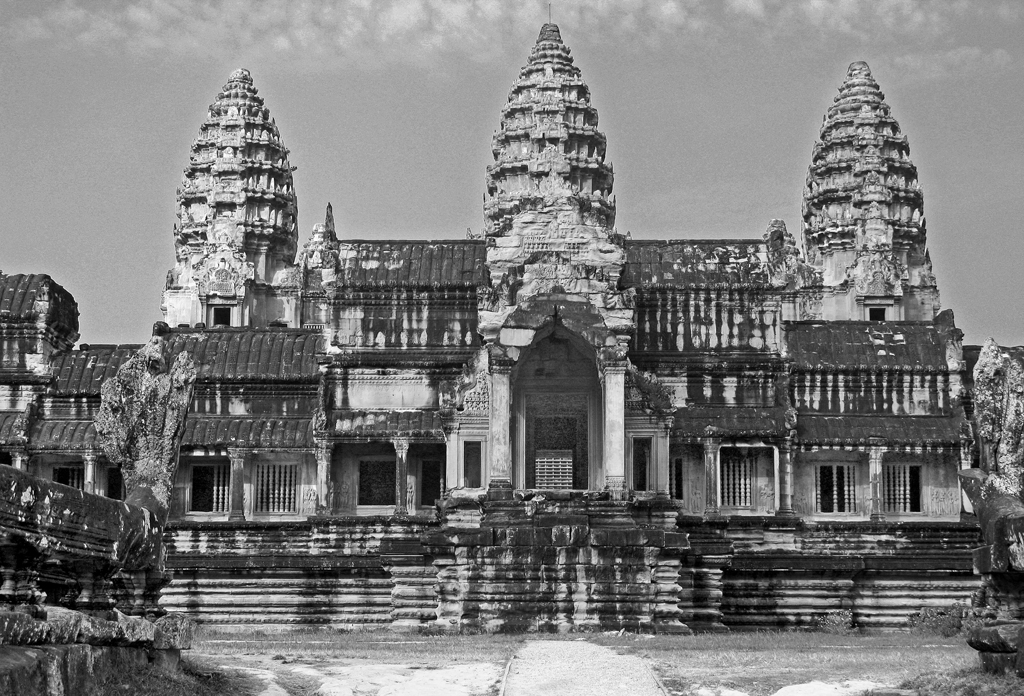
left=0, top=24, right=994, bottom=632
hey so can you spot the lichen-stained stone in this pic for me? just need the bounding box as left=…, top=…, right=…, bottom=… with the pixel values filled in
left=967, top=620, right=1024, bottom=652
left=0, top=611, right=48, bottom=645
left=152, top=613, right=197, bottom=650
left=77, top=610, right=156, bottom=647
left=41, top=607, right=84, bottom=644
left=973, top=339, right=1024, bottom=498
left=96, top=321, right=197, bottom=524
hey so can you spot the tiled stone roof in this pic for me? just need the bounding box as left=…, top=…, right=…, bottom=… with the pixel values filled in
left=622, top=240, right=772, bottom=289
left=335, top=241, right=486, bottom=289
left=183, top=417, right=313, bottom=448
left=797, top=414, right=965, bottom=445
left=53, top=329, right=324, bottom=394
left=0, top=272, right=79, bottom=333
left=329, top=410, right=444, bottom=441
left=29, top=419, right=98, bottom=451
left=673, top=406, right=788, bottom=438
left=786, top=322, right=948, bottom=370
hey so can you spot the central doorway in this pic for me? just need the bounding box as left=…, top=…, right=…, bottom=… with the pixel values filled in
left=512, top=325, right=602, bottom=490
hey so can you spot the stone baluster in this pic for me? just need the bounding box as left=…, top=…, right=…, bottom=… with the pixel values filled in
left=83, top=451, right=98, bottom=495
left=315, top=441, right=332, bottom=514
left=603, top=365, right=626, bottom=499
left=776, top=441, right=796, bottom=517
left=868, top=440, right=886, bottom=522
left=703, top=436, right=722, bottom=518
left=227, top=448, right=250, bottom=521
left=393, top=439, right=410, bottom=515
left=488, top=362, right=512, bottom=493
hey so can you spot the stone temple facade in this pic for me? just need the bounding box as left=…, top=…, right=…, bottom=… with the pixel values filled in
left=0, top=25, right=995, bottom=631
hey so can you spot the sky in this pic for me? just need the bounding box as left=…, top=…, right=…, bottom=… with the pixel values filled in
left=1, top=0, right=1022, bottom=347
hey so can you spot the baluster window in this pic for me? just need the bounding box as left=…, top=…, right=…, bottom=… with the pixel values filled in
left=189, top=462, right=230, bottom=513
left=254, top=463, right=298, bottom=514
left=883, top=463, right=922, bottom=514
left=720, top=447, right=754, bottom=508
left=816, top=464, right=856, bottom=513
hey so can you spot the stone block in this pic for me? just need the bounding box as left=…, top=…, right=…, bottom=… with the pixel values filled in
left=980, top=651, right=1017, bottom=675
left=78, top=610, right=156, bottom=647
left=663, top=532, right=690, bottom=549
left=967, top=620, right=1024, bottom=653
left=153, top=613, right=197, bottom=650
left=589, top=528, right=644, bottom=546
left=43, top=607, right=84, bottom=644
left=0, top=611, right=48, bottom=645
left=550, top=524, right=588, bottom=547
left=974, top=544, right=1009, bottom=574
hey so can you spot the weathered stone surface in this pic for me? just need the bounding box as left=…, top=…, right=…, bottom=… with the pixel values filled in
left=0, top=612, right=48, bottom=645
left=96, top=321, right=197, bottom=523
left=42, top=607, right=84, bottom=644
left=0, top=644, right=152, bottom=696
left=153, top=613, right=197, bottom=650
left=78, top=610, right=156, bottom=646
left=967, top=620, right=1024, bottom=652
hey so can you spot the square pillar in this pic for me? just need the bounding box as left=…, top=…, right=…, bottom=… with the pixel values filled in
left=227, top=448, right=250, bottom=521
left=603, top=366, right=626, bottom=498
left=393, top=439, right=410, bottom=515
left=655, top=427, right=670, bottom=497
left=83, top=452, right=98, bottom=495
left=488, top=364, right=512, bottom=491
left=703, top=437, right=721, bottom=518
left=11, top=451, right=28, bottom=472
left=315, top=442, right=332, bottom=514
left=775, top=442, right=796, bottom=517
left=445, top=426, right=459, bottom=493
left=869, top=442, right=886, bottom=522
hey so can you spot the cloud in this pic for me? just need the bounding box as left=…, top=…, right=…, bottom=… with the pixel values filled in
left=885, top=46, right=1013, bottom=81
left=1, top=0, right=1017, bottom=68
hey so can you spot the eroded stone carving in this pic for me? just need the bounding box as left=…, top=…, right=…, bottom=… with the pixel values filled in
left=973, top=339, right=1024, bottom=497
left=96, top=322, right=197, bottom=522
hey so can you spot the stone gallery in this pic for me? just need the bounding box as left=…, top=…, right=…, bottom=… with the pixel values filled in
left=0, top=24, right=1003, bottom=632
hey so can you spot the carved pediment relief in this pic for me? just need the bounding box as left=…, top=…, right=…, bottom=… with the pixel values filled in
left=847, top=249, right=905, bottom=297
left=193, top=244, right=254, bottom=297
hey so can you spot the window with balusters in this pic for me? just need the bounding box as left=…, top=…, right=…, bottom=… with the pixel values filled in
left=720, top=447, right=756, bottom=508
left=254, top=462, right=298, bottom=514
left=883, top=462, right=923, bottom=514
left=189, top=461, right=230, bottom=513
left=816, top=463, right=857, bottom=513
left=52, top=465, right=85, bottom=490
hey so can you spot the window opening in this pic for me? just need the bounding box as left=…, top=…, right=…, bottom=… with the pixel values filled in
left=816, top=464, right=856, bottom=513
left=107, top=466, right=124, bottom=501
left=869, top=307, right=886, bottom=321
left=463, top=441, right=482, bottom=488
left=358, top=460, right=396, bottom=506
left=720, top=448, right=754, bottom=508
left=254, top=463, right=297, bottom=514
left=419, top=459, right=443, bottom=507
left=632, top=437, right=652, bottom=491
left=190, top=462, right=230, bottom=513
left=212, top=306, right=232, bottom=327
left=52, top=466, right=84, bottom=490
left=883, top=463, right=922, bottom=513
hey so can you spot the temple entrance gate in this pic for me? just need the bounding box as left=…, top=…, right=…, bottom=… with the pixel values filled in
left=511, top=325, right=603, bottom=490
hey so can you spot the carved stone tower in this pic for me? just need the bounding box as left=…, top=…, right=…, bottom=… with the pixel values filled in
left=162, top=68, right=300, bottom=329
left=802, top=61, right=939, bottom=321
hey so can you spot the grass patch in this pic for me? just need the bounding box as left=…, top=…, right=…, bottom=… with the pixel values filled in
left=902, top=667, right=1023, bottom=696
left=588, top=632, right=977, bottom=696
left=85, top=655, right=263, bottom=696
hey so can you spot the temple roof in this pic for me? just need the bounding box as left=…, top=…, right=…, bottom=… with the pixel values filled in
left=786, top=321, right=950, bottom=371
left=485, top=23, right=614, bottom=234
left=329, top=410, right=445, bottom=442
left=621, top=240, right=771, bottom=289
left=673, top=406, right=788, bottom=438
left=796, top=414, right=965, bottom=445
left=802, top=61, right=925, bottom=257
left=53, top=329, right=324, bottom=394
left=334, top=241, right=487, bottom=289
left=183, top=417, right=313, bottom=449
left=175, top=68, right=298, bottom=258
left=0, top=272, right=79, bottom=335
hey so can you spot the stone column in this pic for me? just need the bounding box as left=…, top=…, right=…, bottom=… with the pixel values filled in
left=488, top=363, right=512, bottom=492
left=703, top=437, right=722, bottom=518
left=83, top=452, right=98, bottom=495
left=603, top=365, right=626, bottom=498
left=655, top=429, right=670, bottom=497
left=775, top=442, right=796, bottom=517
left=227, top=448, right=250, bottom=521
left=10, top=451, right=28, bottom=472
left=868, top=442, right=886, bottom=522
left=393, top=440, right=411, bottom=515
left=315, top=441, right=332, bottom=514
left=445, top=426, right=459, bottom=493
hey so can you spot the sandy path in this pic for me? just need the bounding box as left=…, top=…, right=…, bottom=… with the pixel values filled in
left=503, top=640, right=665, bottom=696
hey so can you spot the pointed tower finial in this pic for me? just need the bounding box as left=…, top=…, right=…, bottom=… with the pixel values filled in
left=538, top=22, right=562, bottom=44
